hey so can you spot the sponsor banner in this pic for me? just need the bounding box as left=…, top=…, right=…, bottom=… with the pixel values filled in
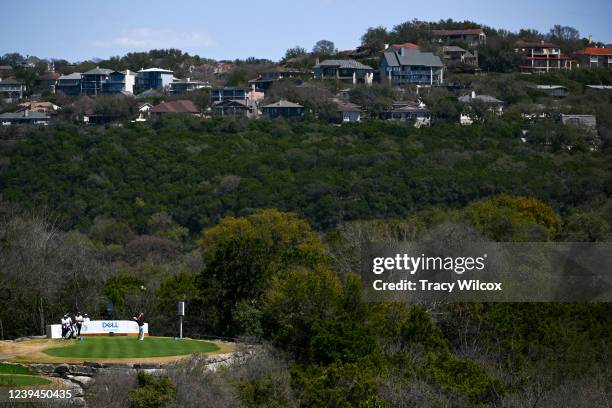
left=46, top=320, right=148, bottom=338
left=82, top=320, right=148, bottom=335
left=361, top=242, right=612, bottom=303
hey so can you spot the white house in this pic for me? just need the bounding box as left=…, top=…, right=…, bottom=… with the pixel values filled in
left=134, top=102, right=153, bottom=122
left=335, top=100, right=361, bottom=122
left=123, top=69, right=136, bottom=94
left=458, top=91, right=504, bottom=124
left=135, top=68, right=175, bottom=92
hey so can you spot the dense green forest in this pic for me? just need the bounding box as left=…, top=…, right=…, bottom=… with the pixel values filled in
left=1, top=118, right=611, bottom=232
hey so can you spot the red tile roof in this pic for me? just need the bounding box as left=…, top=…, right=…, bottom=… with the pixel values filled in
left=575, top=47, right=612, bottom=56
left=432, top=28, right=484, bottom=36
left=150, top=100, right=199, bottom=114
left=388, top=42, right=419, bottom=50
left=39, top=72, right=61, bottom=80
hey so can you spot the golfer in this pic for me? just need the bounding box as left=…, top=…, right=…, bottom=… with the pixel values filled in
left=75, top=311, right=84, bottom=337
left=133, top=312, right=145, bottom=340
left=61, top=314, right=70, bottom=339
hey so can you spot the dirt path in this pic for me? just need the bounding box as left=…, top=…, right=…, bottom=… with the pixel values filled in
left=0, top=338, right=235, bottom=365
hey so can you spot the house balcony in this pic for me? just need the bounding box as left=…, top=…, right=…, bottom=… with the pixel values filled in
left=525, top=55, right=568, bottom=61
left=0, top=86, right=24, bottom=92
left=104, top=82, right=126, bottom=93
left=529, top=50, right=560, bottom=56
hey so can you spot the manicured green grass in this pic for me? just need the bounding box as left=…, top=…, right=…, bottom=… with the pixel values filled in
left=0, top=363, right=34, bottom=375
left=43, top=337, right=220, bottom=359
left=0, top=374, right=51, bottom=387
left=0, top=363, right=50, bottom=387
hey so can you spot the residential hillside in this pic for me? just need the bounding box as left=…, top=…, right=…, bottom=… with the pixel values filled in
left=1, top=20, right=610, bottom=145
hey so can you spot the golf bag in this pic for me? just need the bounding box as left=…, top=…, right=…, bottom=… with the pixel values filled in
left=63, top=322, right=78, bottom=339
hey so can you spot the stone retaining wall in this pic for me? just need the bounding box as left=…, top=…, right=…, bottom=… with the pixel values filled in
left=3, top=353, right=235, bottom=407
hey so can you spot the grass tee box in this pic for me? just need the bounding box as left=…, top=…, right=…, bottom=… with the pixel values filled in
left=43, top=337, right=219, bottom=359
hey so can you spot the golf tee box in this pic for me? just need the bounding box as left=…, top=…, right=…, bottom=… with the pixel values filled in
left=46, top=320, right=149, bottom=338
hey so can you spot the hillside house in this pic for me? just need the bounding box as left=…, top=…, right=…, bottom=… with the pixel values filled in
left=459, top=91, right=504, bottom=108
left=17, top=101, right=61, bottom=114
left=458, top=91, right=504, bottom=124
left=135, top=68, right=174, bottom=93
left=514, top=40, right=574, bottom=72
left=37, top=72, right=61, bottom=93
left=248, top=68, right=304, bottom=90
left=169, top=78, right=211, bottom=94
left=561, top=114, right=597, bottom=133
left=81, top=68, right=136, bottom=95
left=210, top=86, right=247, bottom=103
left=313, top=59, right=374, bottom=85
left=213, top=99, right=255, bottom=118
left=56, top=73, right=82, bottom=95
left=536, top=85, right=569, bottom=97
left=0, top=65, right=13, bottom=76
left=379, top=49, right=444, bottom=85
left=458, top=91, right=504, bottom=125
left=262, top=100, right=304, bottom=119
left=575, top=47, right=612, bottom=69
left=442, top=46, right=478, bottom=66
left=81, top=67, right=114, bottom=95
left=0, top=110, right=50, bottom=125
left=520, top=103, right=549, bottom=122
left=432, top=28, right=486, bottom=46
left=586, top=85, right=612, bottom=91
left=210, top=86, right=264, bottom=104
left=380, top=100, right=430, bottom=127
left=149, top=100, right=200, bottom=119
left=335, top=100, right=361, bottom=122
left=0, top=78, right=26, bottom=103
left=134, top=103, right=153, bottom=122
left=115, top=70, right=136, bottom=94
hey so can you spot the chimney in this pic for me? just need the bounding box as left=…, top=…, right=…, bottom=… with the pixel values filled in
left=24, top=109, right=29, bottom=117
left=540, top=40, right=544, bottom=45
left=471, top=90, right=476, bottom=99
left=315, top=57, right=320, bottom=65
left=400, top=47, right=405, bottom=56
left=384, top=43, right=389, bottom=50
left=588, top=35, right=592, bottom=44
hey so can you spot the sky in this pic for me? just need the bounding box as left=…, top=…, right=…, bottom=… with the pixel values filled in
left=1, top=0, right=610, bottom=62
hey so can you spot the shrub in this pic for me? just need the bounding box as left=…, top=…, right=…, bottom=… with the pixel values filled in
left=128, top=371, right=175, bottom=408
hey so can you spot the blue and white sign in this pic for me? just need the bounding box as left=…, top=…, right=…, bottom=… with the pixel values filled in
left=46, top=320, right=148, bottom=338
